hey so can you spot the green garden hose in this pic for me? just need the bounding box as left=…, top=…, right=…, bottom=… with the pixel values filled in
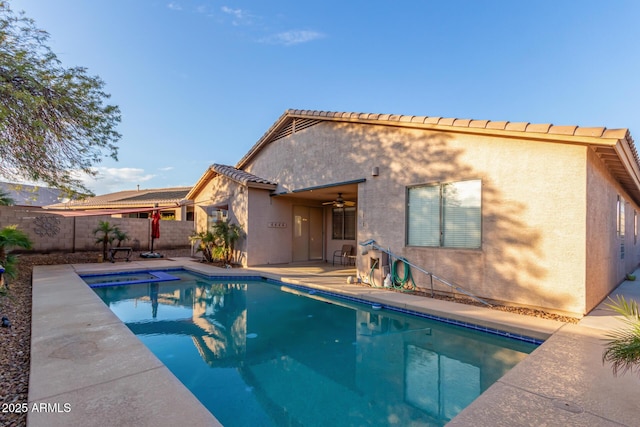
left=391, top=258, right=416, bottom=291
left=368, top=258, right=379, bottom=287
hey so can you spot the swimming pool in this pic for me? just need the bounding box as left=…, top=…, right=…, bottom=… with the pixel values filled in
left=83, top=270, right=180, bottom=287
left=90, top=269, right=537, bottom=426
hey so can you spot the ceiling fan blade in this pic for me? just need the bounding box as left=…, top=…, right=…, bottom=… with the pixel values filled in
left=344, top=201, right=356, bottom=207
left=321, top=201, right=334, bottom=205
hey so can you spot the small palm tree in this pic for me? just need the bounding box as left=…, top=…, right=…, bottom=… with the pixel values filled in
left=602, top=295, right=640, bottom=377
left=93, top=221, right=116, bottom=260
left=0, top=225, right=33, bottom=285
left=189, top=229, right=217, bottom=263
left=0, top=189, right=15, bottom=206
left=112, top=227, right=130, bottom=247
left=211, top=220, right=243, bottom=265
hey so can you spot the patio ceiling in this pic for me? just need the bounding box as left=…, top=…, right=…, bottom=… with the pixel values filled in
left=271, top=179, right=363, bottom=204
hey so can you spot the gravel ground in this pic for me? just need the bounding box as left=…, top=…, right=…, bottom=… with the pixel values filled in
left=0, top=250, right=578, bottom=426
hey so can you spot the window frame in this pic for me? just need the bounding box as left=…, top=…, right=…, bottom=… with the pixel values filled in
left=406, top=179, right=482, bottom=249
left=332, top=206, right=356, bottom=240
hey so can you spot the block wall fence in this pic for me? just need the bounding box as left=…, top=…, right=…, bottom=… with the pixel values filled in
left=0, top=206, right=195, bottom=253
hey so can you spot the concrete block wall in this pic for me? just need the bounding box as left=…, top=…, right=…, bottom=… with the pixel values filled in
left=0, top=206, right=194, bottom=252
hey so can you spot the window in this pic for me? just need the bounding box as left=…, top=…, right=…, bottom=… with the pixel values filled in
left=332, top=207, right=356, bottom=240
left=207, top=209, right=227, bottom=229
left=617, top=196, right=625, bottom=259
left=161, top=211, right=175, bottom=220
left=617, top=195, right=625, bottom=238
left=407, top=180, right=481, bottom=249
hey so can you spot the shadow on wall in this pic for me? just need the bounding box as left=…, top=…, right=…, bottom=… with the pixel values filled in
left=334, top=122, right=577, bottom=312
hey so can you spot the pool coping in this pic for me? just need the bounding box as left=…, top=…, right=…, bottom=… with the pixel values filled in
left=28, top=259, right=640, bottom=426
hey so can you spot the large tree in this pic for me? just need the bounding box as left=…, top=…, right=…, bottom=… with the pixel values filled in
left=0, top=2, right=121, bottom=196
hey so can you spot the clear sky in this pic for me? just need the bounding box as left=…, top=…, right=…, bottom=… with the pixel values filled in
left=13, top=0, right=640, bottom=195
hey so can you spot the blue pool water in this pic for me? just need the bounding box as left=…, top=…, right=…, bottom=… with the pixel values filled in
left=82, top=270, right=180, bottom=287
left=91, top=270, right=537, bottom=426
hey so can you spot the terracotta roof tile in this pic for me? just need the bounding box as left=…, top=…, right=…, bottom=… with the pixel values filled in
left=574, top=127, right=606, bottom=137
left=548, top=125, right=578, bottom=135
left=438, top=118, right=456, bottom=126
left=525, top=123, right=552, bottom=133
left=453, top=118, right=472, bottom=127
left=469, top=120, right=489, bottom=128
left=602, top=129, right=629, bottom=139
left=424, top=116, right=441, bottom=124
left=485, top=121, right=509, bottom=130
left=211, top=164, right=277, bottom=187
left=505, top=122, right=529, bottom=131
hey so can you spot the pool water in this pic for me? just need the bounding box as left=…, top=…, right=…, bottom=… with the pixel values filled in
left=92, top=270, right=537, bottom=426
left=82, top=270, right=180, bottom=287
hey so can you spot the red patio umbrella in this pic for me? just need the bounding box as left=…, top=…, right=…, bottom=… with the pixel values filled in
left=150, top=210, right=160, bottom=251
left=151, top=210, right=160, bottom=239
left=141, top=208, right=163, bottom=258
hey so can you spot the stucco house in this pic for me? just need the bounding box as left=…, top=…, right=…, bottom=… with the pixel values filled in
left=187, top=109, right=640, bottom=316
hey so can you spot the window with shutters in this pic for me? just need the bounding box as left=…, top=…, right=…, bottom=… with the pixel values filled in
left=407, top=180, right=481, bottom=249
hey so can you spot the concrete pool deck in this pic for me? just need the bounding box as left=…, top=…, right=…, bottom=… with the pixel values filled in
left=27, top=258, right=640, bottom=426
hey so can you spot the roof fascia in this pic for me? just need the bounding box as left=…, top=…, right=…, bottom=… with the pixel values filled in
left=246, top=182, right=278, bottom=190
left=613, top=137, right=640, bottom=203
left=186, top=166, right=216, bottom=200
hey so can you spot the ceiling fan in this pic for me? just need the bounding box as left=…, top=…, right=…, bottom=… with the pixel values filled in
left=322, top=193, right=355, bottom=208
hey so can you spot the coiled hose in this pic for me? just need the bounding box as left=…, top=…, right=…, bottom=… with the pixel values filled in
left=366, top=258, right=379, bottom=287
left=391, top=258, right=416, bottom=291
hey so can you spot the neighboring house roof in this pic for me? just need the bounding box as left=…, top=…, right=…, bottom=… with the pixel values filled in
left=235, top=109, right=640, bottom=204
left=0, top=182, right=68, bottom=207
left=45, top=187, right=192, bottom=210
left=187, top=164, right=277, bottom=200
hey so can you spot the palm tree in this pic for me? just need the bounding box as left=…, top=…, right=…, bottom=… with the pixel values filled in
left=211, top=220, right=243, bottom=265
left=0, top=189, right=15, bottom=206
left=602, top=295, right=640, bottom=377
left=93, top=221, right=115, bottom=260
left=112, top=227, right=130, bottom=247
left=189, top=220, right=243, bottom=265
left=189, top=229, right=217, bottom=263
left=0, top=225, right=33, bottom=284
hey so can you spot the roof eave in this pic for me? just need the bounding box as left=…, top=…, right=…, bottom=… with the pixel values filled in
left=186, top=166, right=216, bottom=200
left=246, top=182, right=278, bottom=190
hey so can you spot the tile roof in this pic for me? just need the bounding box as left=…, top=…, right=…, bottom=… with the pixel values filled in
left=45, top=187, right=191, bottom=209
left=239, top=110, right=633, bottom=170
left=211, top=164, right=277, bottom=187
left=186, top=164, right=277, bottom=200
left=234, top=108, right=640, bottom=204
left=284, top=109, right=627, bottom=138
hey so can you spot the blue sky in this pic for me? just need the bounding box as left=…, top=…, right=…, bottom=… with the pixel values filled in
left=13, top=0, right=640, bottom=195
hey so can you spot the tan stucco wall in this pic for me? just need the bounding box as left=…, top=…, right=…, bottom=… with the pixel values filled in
left=246, top=189, right=292, bottom=265
left=585, top=148, right=640, bottom=311
left=191, top=175, right=249, bottom=264
left=242, top=121, right=589, bottom=314
left=0, top=206, right=193, bottom=252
